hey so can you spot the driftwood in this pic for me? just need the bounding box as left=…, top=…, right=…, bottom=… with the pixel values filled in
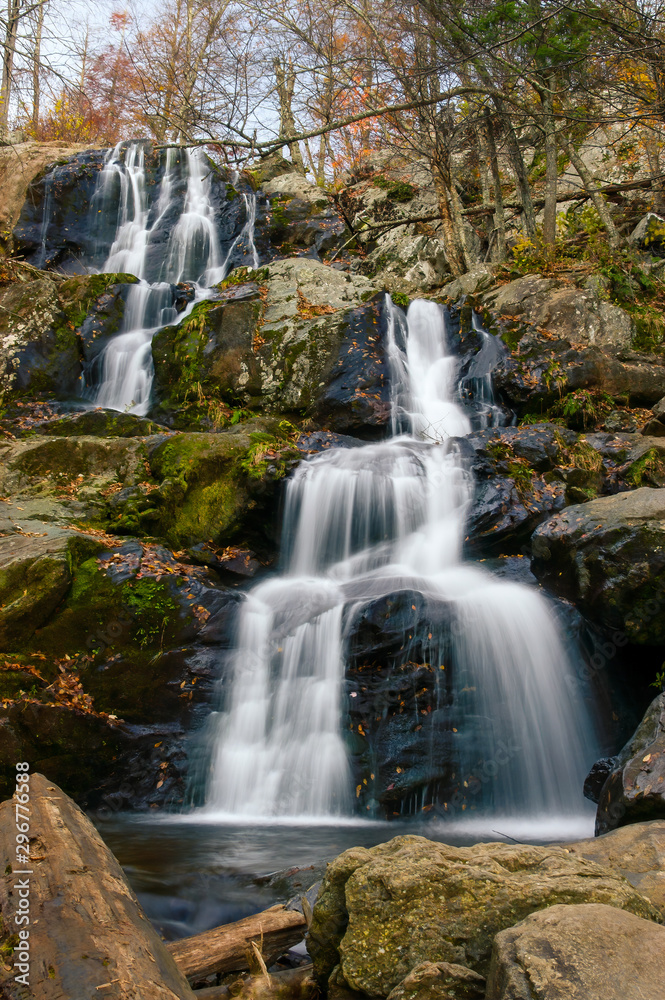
left=0, top=772, right=196, bottom=1000
left=168, top=906, right=308, bottom=980
left=193, top=966, right=315, bottom=1000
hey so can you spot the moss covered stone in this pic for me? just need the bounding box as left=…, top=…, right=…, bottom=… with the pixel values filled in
left=308, top=835, right=661, bottom=995
left=0, top=528, right=102, bottom=649
left=0, top=270, right=140, bottom=401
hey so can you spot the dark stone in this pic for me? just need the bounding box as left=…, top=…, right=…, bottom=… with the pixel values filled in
left=595, top=693, right=665, bottom=835
left=13, top=149, right=109, bottom=269
left=494, top=331, right=665, bottom=413
left=531, top=488, right=665, bottom=643
left=312, top=293, right=391, bottom=435
left=642, top=417, right=665, bottom=437
left=584, top=756, right=618, bottom=804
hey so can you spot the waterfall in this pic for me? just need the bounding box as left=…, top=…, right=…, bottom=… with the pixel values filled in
left=62, top=141, right=260, bottom=414
left=202, top=298, right=599, bottom=821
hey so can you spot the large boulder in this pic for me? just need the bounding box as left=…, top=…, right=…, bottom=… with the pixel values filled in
left=0, top=268, right=140, bottom=401
left=482, top=274, right=635, bottom=353
left=0, top=523, right=238, bottom=806
left=591, top=694, right=665, bottom=835
left=262, top=171, right=347, bottom=255
left=152, top=259, right=388, bottom=435
left=0, top=141, right=97, bottom=253
left=307, top=835, right=659, bottom=994
left=531, top=487, right=665, bottom=642
left=485, top=902, right=665, bottom=1000
left=566, top=819, right=665, bottom=915
left=0, top=526, right=101, bottom=648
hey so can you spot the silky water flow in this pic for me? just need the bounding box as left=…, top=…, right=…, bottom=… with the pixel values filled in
left=202, top=298, right=600, bottom=823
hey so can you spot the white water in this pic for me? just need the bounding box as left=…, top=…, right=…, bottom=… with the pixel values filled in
left=202, top=299, right=599, bottom=821
left=78, top=142, right=258, bottom=415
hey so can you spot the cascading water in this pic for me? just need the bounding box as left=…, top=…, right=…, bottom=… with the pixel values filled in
left=69, top=141, right=260, bottom=414
left=202, top=298, right=599, bottom=822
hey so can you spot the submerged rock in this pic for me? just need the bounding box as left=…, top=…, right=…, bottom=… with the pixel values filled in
left=307, top=835, right=659, bottom=994
left=486, top=903, right=665, bottom=1000
left=531, top=488, right=665, bottom=642
left=592, top=693, right=665, bottom=835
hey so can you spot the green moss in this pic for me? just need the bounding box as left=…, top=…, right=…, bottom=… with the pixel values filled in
left=57, top=272, right=138, bottom=332
left=391, top=292, right=410, bottom=309
left=500, top=325, right=527, bottom=351
left=372, top=176, right=416, bottom=202
left=219, top=266, right=270, bottom=289
left=626, top=448, right=665, bottom=487
left=123, top=578, right=177, bottom=648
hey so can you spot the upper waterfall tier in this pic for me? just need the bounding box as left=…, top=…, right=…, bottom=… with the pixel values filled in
left=25, top=141, right=264, bottom=415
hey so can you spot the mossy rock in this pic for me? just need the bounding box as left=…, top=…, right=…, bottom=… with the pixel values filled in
left=151, top=291, right=264, bottom=424
left=148, top=427, right=259, bottom=547
left=0, top=270, right=140, bottom=402
left=308, top=835, right=661, bottom=993
left=0, top=528, right=103, bottom=650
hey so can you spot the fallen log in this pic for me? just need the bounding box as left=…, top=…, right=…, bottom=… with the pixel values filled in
left=0, top=772, right=196, bottom=1000
left=168, top=906, right=308, bottom=980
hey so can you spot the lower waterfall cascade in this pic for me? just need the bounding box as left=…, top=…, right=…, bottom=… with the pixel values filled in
left=201, top=298, right=600, bottom=821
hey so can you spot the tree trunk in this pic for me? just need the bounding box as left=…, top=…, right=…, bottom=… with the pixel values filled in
left=31, top=0, right=45, bottom=132
left=0, top=774, right=195, bottom=999
left=565, top=138, right=621, bottom=246
left=0, top=0, right=22, bottom=137
left=485, top=110, right=506, bottom=261
left=167, top=905, right=307, bottom=981
left=542, top=86, right=558, bottom=244
left=274, top=56, right=305, bottom=173
left=431, top=152, right=465, bottom=277
left=492, top=96, right=536, bottom=237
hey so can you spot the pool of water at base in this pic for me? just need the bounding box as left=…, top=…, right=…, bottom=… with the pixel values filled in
left=94, top=810, right=595, bottom=942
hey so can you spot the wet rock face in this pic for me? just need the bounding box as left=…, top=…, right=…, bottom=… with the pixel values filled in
left=591, top=693, right=665, bottom=835
left=531, top=488, right=665, bottom=643
left=453, top=423, right=652, bottom=555
left=152, top=259, right=386, bottom=435
left=12, top=144, right=258, bottom=277
left=0, top=269, right=141, bottom=401
left=307, top=835, right=661, bottom=995
left=488, top=903, right=665, bottom=1000
left=492, top=326, right=665, bottom=413
left=343, top=591, right=456, bottom=817
left=13, top=149, right=108, bottom=269
left=0, top=529, right=239, bottom=808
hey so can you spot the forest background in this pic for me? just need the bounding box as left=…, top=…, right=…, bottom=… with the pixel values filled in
left=2, top=0, right=665, bottom=278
